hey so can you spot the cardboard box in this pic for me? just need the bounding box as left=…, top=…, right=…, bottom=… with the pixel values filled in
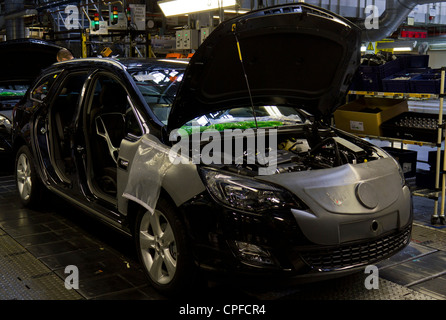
left=334, top=97, right=408, bottom=136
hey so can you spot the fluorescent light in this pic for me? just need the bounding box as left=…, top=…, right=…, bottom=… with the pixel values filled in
left=224, top=9, right=249, bottom=14
left=159, top=0, right=237, bottom=17
left=360, top=45, right=366, bottom=52
left=393, top=47, right=413, bottom=51
left=376, top=40, right=417, bottom=51
left=429, top=42, right=446, bottom=50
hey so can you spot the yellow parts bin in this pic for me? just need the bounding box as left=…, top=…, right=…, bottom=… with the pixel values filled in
left=334, top=97, right=408, bottom=136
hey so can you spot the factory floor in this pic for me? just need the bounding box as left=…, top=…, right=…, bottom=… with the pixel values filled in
left=1, top=167, right=446, bottom=302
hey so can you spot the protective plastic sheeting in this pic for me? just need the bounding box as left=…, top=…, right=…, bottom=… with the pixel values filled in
left=122, top=136, right=174, bottom=214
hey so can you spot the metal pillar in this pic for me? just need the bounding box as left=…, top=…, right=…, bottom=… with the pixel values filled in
left=5, top=0, right=25, bottom=40
left=432, top=68, right=446, bottom=225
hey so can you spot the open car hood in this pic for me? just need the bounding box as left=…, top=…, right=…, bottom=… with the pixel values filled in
left=167, top=3, right=361, bottom=130
left=0, top=39, right=63, bottom=84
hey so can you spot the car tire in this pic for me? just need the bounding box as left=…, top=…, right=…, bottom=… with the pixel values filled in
left=15, top=145, right=43, bottom=207
left=134, top=197, right=197, bottom=296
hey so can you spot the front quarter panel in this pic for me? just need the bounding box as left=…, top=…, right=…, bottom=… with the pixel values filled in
left=118, top=134, right=205, bottom=215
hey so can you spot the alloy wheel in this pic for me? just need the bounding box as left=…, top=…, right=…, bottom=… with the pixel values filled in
left=139, top=209, right=178, bottom=285
left=16, top=153, right=32, bottom=201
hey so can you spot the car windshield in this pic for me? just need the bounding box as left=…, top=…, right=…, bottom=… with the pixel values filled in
left=130, top=65, right=184, bottom=125
left=130, top=65, right=305, bottom=130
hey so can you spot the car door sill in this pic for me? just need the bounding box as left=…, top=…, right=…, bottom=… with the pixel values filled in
left=47, top=185, right=131, bottom=237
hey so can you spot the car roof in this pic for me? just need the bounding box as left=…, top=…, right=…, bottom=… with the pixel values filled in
left=52, top=57, right=189, bottom=72
left=118, top=57, right=190, bottom=69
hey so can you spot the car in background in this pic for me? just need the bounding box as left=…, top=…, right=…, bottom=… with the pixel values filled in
left=0, top=39, right=63, bottom=170
left=12, top=4, right=412, bottom=296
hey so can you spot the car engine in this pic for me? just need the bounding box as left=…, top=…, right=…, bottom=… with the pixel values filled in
left=217, top=124, right=383, bottom=176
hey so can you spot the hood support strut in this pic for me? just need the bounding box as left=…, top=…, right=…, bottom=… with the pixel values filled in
left=232, top=23, right=259, bottom=129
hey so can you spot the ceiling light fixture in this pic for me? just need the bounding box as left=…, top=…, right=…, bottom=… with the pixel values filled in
left=224, top=9, right=249, bottom=14
left=158, top=0, right=237, bottom=17
left=376, top=40, right=417, bottom=52
left=393, top=47, right=413, bottom=52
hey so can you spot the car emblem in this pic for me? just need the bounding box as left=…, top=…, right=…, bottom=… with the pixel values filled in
left=326, top=191, right=347, bottom=206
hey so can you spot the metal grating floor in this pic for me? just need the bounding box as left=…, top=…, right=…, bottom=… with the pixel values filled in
left=1, top=174, right=446, bottom=300
left=0, top=232, right=82, bottom=300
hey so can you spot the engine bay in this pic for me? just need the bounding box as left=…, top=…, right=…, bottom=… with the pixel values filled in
left=214, top=123, right=384, bottom=176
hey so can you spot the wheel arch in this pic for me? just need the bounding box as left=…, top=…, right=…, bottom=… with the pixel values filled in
left=12, top=135, right=27, bottom=155
left=125, top=187, right=181, bottom=237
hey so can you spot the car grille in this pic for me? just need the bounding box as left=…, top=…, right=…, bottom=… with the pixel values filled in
left=299, top=225, right=412, bottom=272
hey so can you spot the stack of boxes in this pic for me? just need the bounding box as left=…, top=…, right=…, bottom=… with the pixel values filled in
left=350, top=54, right=445, bottom=94
left=336, top=53, right=445, bottom=188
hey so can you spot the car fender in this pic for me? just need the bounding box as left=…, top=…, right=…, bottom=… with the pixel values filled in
left=119, top=134, right=205, bottom=215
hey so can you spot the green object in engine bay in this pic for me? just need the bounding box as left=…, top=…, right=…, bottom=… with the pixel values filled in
left=179, top=120, right=284, bottom=135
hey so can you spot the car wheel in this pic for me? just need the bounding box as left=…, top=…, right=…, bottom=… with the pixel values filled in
left=135, top=197, right=196, bottom=296
left=15, top=145, right=43, bottom=207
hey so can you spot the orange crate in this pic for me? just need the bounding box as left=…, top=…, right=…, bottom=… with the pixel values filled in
left=166, top=53, right=185, bottom=59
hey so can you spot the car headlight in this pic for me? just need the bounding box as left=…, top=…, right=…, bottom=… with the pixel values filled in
left=378, top=147, right=405, bottom=186
left=0, top=115, right=11, bottom=129
left=395, top=158, right=406, bottom=186
left=199, top=168, right=306, bottom=213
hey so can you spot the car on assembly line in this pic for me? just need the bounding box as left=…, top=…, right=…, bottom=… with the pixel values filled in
left=12, top=3, right=412, bottom=296
left=0, top=39, right=63, bottom=169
